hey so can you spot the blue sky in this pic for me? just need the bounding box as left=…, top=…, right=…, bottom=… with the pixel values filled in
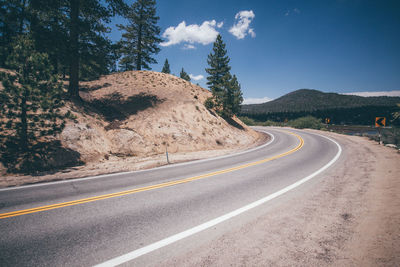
left=108, top=0, right=400, bottom=102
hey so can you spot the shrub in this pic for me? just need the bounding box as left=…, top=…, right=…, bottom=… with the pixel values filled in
left=238, top=116, right=256, bottom=126
left=204, top=97, right=215, bottom=110
left=260, top=120, right=282, bottom=127
left=288, top=116, right=323, bottom=129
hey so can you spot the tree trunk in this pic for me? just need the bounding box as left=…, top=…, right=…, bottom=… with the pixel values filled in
left=68, top=0, right=80, bottom=99
left=19, top=0, right=27, bottom=34
left=20, top=88, right=28, bottom=151
left=136, top=5, right=143, bottom=70
left=136, top=24, right=142, bottom=70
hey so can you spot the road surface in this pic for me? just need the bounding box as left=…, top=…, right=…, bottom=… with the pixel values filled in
left=0, top=128, right=342, bottom=266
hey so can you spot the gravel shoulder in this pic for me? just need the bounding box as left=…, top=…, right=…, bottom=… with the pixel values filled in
left=161, top=130, right=400, bottom=266
left=0, top=131, right=269, bottom=188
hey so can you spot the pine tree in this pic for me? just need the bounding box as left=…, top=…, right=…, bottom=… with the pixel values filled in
left=29, top=0, right=69, bottom=76
left=0, top=36, right=68, bottom=152
left=2, top=1, right=129, bottom=99
left=27, top=0, right=127, bottom=98
left=67, top=0, right=126, bottom=97
left=0, top=0, right=29, bottom=67
left=180, top=68, right=191, bottom=81
left=205, top=35, right=243, bottom=117
left=223, top=74, right=243, bottom=116
left=118, top=0, right=162, bottom=71
left=161, top=58, right=170, bottom=74
left=205, top=34, right=231, bottom=110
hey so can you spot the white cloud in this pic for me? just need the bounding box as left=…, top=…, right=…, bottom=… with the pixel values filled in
left=342, top=90, right=400, bottom=97
left=243, top=97, right=273, bottom=105
left=217, top=22, right=224, bottom=28
left=189, top=74, right=204, bottom=81
left=248, top=28, right=256, bottom=38
left=285, top=8, right=301, bottom=16
left=229, top=10, right=256, bottom=39
left=160, top=20, right=222, bottom=47
left=183, top=44, right=196, bottom=50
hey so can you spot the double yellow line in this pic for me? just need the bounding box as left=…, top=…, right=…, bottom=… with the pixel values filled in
left=0, top=131, right=304, bottom=220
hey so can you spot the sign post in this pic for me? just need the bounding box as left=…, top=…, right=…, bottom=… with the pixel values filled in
left=166, top=145, right=170, bottom=164
left=375, top=117, right=386, bottom=145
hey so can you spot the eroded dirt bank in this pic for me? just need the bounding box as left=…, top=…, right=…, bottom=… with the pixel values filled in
left=0, top=131, right=268, bottom=188
left=161, top=130, right=400, bottom=266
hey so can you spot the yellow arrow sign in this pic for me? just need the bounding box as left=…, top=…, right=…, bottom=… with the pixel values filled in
left=375, top=117, right=386, bottom=127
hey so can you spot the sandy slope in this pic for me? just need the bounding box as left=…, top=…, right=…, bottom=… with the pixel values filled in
left=63, top=71, right=259, bottom=162
left=161, top=131, right=400, bottom=266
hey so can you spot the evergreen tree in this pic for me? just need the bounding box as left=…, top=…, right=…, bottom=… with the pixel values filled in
left=67, top=0, right=126, bottom=97
left=26, top=0, right=127, bottom=98
left=205, top=35, right=243, bottom=117
left=29, top=0, right=69, bottom=76
left=0, top=36, right=68, bottom=152
left=2, top=1, right=128, bottom=99
left=161, top=58, right=170, bottom=74
left=118, top=0, right=162, bottom=71
left=223, top=74, right=243, bottom=116
left=205, top=34, right=231, bottom=110
left=180, top=68, right=190, bottom=81
left=0, top=0, right=29, bottom=67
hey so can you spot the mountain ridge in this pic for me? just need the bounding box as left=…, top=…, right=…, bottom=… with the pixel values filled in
left=241, top=89, right=400, bottom=114
left=240, top=89, right=400, bottom=125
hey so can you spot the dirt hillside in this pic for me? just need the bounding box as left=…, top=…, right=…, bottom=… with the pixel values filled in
left=61, top=70, right=259, bottom=165
left=0, top=70, right=263, bottom=186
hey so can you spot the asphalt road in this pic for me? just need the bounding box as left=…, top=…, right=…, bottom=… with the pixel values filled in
left=0, top=127, right=341, bottom=266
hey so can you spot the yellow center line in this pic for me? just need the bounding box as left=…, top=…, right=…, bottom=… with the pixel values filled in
left=0, top=130, right=304, bottom=220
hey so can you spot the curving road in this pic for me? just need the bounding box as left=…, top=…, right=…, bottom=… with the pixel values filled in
left=0, top=127, right=342, bottom=266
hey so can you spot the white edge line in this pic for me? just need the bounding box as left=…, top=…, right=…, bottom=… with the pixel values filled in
left=0, top=131, right=275, bottom=192
left=93, top=131, right=342, bottom=267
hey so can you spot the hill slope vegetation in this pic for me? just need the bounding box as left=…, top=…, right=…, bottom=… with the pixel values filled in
left=241, top=89, right=400, bottom=125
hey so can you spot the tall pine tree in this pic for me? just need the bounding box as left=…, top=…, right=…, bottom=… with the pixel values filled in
left=24, top=0, right=127, bottom=98
left=161, top=58, right=170, bottom=73
left=180, top=68, right=190, bottom=81
left=205, top=34, right=231, bottom=112
left=67, top=0, right=126, bottom=98
left=206, top=34, right=243, bottom=117
left=0, top=36, right=68, bottom=152
left=29, top=0, right=69, bottom=76
left=0, top=0, right=29, bottom=67
left=223, top=74, right=243, bottom=116
left=117, top=0, right=162, bottom=71
left=2, top=1, right=127, bottom=96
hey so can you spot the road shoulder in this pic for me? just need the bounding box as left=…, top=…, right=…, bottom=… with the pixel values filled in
left=0, top=131, right=269, bottom=188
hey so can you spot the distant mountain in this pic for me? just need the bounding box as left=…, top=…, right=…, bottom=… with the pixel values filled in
left=240, top=89, right=400, bottom=125
left=343, top=90, right=400, bottom=97
left=241, top=89, right=400, bottom=113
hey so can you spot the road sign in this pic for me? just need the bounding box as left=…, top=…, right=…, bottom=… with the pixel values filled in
left=375, top=117, right=386, bottom=127
left=325, top=118, right=330, bottom=124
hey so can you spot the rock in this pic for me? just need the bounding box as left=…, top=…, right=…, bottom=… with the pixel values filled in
left=385, top=144, right=397, bottom=148
left=107, top=129, right=148, bottom=156
left=61, top=122, right=111, bottom=161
